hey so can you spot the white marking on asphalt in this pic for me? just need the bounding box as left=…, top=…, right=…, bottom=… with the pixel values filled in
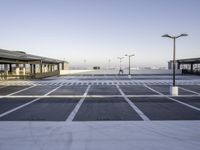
left=127, top=95, right=200, bottom=98
left=0, top=97, right=40, bottom=118
left=7, top=85, right=36, bottom=96
left=0, top=85, right=8, bottom=89
left=0, top=94, right=200, bottom=98
left=116, top=85, right=150, bottom=121
left=66, top=85, right=91, bottom=121
left=167, top=97, right=200, bottom=111
left=0, top=86, right=63, bottom=118
left=178, top=87, right=200, bottom=95
left=145, top=84, right=200, bottom=112
left=1, top=79, right=200, bottom=86
left=44, top=85, right=63, bottom=96
left=144, top=84, right=163, bottom=95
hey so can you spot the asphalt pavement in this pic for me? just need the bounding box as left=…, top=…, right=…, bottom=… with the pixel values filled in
left=0, top=76, right=200, bottom=121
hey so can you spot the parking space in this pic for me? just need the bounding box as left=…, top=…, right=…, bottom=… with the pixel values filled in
left=49, top=85, right=87, bottom=95
left=0, top=98, right=35, bottom=114
left=73, top=97, right=142, bottom=121
left=0, top=86, right=6, bottom=89
left=0, top=86, right=30, bottom=96
left=14, top=85, right=58, bottom=96
left=148, top=85, right=196, bottom=95
left=88, top=85, right=120, bottom=95
left=0, top=98, right=80, bottom=121
left=172, top=97, right=200, bottom=108
left=119, top=85, right=158, bottom=95
left=0, top=77, right=200, bottom=122
left=129, top=97, right=200, bottom=120
left=179, top=85, right=200, bottom=94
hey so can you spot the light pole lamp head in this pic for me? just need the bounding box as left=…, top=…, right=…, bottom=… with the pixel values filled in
left=125, top=54, right=135, bottom=57
left=162, top=33, right=188, bottom=39
left=117, top=57, right=124, bottom=60
left=180, top=33, right=188, bottom=37
left=177, top=33, right=188, bottom=38
left=162, top=34, right=173, bottom=38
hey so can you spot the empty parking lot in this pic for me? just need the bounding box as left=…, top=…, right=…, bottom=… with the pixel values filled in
left=0, top=75, right=200, bottom=121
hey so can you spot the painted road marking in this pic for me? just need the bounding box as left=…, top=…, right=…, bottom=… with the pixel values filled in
left=116, top=85, right=150, bottom=121
left=1, top=78, right=200, bottom=86
left=0, top=97, right=40, bottom=118
left=178, top=87, right=200, bottom=95
left=145, top=84, right=200, bottom=112
left=167, top=97, right=200, bottom=112
left=0, top=86, right=64, bottom=118
left=44, top=85, right=63, bottom=96
left=144, top=84, right=163, bottom=95
left=66, top=85, right=91, bottom=121
left=0, top=95, right=200, bottom=99
left=7, top=85, right=36, bottom=96
left=0, top=86, right=8, bottom=89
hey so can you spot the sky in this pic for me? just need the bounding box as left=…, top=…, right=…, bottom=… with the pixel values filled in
left=0, top=0, right=200, bottom=68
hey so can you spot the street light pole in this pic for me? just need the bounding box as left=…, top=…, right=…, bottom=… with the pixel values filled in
left=117, top=57, right=124, bottom=70
left=173, top=37, right=176, bottom=86
left=162, top=33, right=188, bottom=95
left=108, top=59, right=111, bottom=70
left=128, top=56, right=130, bottom=75
left=84, top=59, right=87, bottom=69
left=117, top=57, right=124, bottom=75
left=125, top=54, right=134, bottom=76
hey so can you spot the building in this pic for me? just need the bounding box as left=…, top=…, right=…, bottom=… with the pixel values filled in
left=0, top=49, right=68, bottom=80
left=168, top=58, right=200, bottom=75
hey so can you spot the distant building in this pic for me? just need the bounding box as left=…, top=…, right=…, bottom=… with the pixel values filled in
left=93, top=66, right=100, bottom=70
left=0, top=49, right=68, bottom=80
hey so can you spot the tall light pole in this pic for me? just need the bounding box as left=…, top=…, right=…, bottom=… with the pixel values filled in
left=162, top=33, right=188, bottom=95
left=84, top=59, right=87, bottom=69
left=117, top=57, right=124, bottom=69
left=117, top=57, right=124, bottom=74
left=108, top=59, right=111, bottom=70
left=125, top=54, right=134, bottom=76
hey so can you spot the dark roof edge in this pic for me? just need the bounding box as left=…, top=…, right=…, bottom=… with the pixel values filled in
left=0, top=48, right=68, bottom=64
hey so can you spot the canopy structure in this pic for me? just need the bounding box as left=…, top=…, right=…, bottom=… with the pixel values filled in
left=168, top=57, right=200, bottom=75
left=0, top=49, right=68, bottom=79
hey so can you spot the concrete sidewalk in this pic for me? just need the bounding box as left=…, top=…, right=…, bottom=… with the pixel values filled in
left=0, top=121, right=200, bottom=150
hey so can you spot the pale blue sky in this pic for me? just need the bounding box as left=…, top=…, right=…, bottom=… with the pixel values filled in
left=0, top=0, right=200, bottom=68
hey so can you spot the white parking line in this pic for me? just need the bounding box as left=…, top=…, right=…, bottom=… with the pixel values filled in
left=1, top=80, right=200, bottom=86
left=0, top=97, right=40, bottom=118
left=145, top=84, right=200, bottom=112
left=7, top=85, right=36, bottom=96
left=116, top=85, right=150, bottom=121
left=66, top=85, right=91, bottom=122
left=0, top=85, right=8, bottom=89
left=0, top=86, right=64, bottom=118
left=167, top=97, right=200, bottom=111
left=44, top=85, right=63, bottom=96
left=0, top=95, right=200, bottom=98
left=0, top=94, right=200, bottom=98
left=178, top=87, right=200, bottom=95
left=144, top=84, right=163, bottom=95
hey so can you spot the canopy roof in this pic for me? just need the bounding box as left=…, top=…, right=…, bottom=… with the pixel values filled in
left=176, top=58, right=200, bottom=64
left=0, top=49, right=68, bottom=64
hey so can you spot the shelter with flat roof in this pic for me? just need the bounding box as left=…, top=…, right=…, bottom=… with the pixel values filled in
left=0, top=49, right=68, bottom=80
left=168, top=57, right=200, bottom=75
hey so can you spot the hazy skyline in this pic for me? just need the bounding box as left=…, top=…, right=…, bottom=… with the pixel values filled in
left=0, top=0, right=200, bottom=68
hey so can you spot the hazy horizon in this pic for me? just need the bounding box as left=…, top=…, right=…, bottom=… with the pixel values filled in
left=0, top=0, right=200, bottom=68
